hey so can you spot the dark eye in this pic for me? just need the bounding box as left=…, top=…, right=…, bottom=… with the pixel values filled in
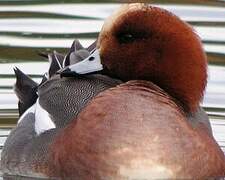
left=118, top=33, right=136, bottom=44
left=117, top=31, right=149, bottom=44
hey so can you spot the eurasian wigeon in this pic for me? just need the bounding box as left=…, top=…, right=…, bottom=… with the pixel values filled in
left=57, top=3, right=225, bottom=179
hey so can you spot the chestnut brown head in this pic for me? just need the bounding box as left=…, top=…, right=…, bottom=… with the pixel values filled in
left=98, top=3, right=207, bottom=113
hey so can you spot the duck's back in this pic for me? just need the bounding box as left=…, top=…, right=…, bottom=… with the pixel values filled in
left=1, top=74, right=122, bottom=178
left=49, top=80, right=225, bottom=179
left=38, top=74, right=122, bottom=127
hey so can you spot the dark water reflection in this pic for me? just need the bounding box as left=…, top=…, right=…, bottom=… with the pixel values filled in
left=0, top=0, right=225, bottom=179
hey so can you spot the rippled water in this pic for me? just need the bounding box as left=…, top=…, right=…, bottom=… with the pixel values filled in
left=0, top=1, right=225, bottom=179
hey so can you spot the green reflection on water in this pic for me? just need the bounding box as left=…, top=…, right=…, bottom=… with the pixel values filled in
left=0, top=46, right=67, bottom=63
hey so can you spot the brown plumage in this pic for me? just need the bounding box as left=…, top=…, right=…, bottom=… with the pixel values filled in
left=98, top=3, right=207, bottom=113
left=49, top=81, right=225, bottom=179
left=48, top=3, right=225, bottom=179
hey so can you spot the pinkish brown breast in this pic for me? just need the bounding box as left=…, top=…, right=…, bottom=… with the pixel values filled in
left=49, top=80, right=225, bottom=179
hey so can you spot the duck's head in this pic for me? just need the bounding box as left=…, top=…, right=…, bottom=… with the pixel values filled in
left=60, top=3, right=207, bottom=113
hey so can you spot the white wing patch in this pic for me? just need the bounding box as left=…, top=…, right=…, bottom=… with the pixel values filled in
left=34, top=98, right=56, bottom=135
left=17, top=98, right=56, bottom=135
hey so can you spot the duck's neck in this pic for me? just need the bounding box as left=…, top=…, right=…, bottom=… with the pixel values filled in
left=152, top=75, right=207, bottom=115
left=102, top=62, right=207, bottom=114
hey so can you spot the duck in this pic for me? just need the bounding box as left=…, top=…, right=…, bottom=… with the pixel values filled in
left=1, top=40, right=121, bottom=178
left=13, top=39, right=94, bottom=118
left=53, top=3, right=225, bottom=179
